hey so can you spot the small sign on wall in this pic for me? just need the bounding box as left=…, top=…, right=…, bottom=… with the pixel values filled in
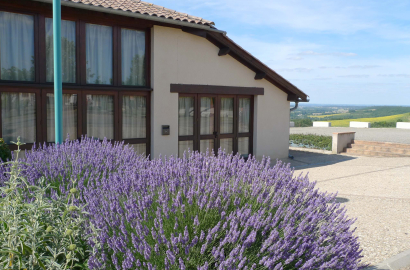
left=162, top=125, right=170, bottom=135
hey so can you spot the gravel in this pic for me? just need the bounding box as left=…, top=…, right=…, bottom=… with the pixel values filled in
left=290, top=127, right=410, bottom=144
left=283, top=151, right=410, bottom=266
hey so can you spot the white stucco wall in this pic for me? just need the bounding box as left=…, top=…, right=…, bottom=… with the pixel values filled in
left=151, top=25, right=290, bottom=160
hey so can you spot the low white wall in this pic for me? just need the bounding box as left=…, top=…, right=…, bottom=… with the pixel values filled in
left=350, top=122, right=371, bottom=128
left=332, top=132, right=355, bottom=154
left=397, top=122, right=410, bottom=129
left=290, top=122, right=295, bottom=127
left=313, top=122, right=331, bottom=127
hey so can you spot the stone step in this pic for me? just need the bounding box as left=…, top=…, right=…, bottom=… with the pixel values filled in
left=343, top=148, right=410, bottom=157
left=351, top=140, right=410, bottom=149
left=347, top=144, right=410, bottom=155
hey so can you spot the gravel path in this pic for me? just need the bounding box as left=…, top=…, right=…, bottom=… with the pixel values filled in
left=290, top=127, right=410, bottom=144
left=281, top=150, right=410, bottom=266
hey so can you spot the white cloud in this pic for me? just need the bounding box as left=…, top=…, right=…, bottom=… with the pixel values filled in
left=338, top=75, right=370, bottom=78
left=378, top=74, right=410, bottom=78
left=287, top=56, right=304, bottom=60
left=296, top=51, right=357, bottom=57
left=319, top=65, right=381, bottom=69
left=277, top=68, right=313, bottom=72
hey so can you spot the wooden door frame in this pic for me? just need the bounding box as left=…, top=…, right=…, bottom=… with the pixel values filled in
left=177, top=93, right=254, bottom=156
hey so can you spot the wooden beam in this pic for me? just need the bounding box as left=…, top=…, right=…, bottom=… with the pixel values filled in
left=181, top=27, right=207, bottom=38
left=218, top=47, right=230, bottom=56
left=171, top=84, right=264, bottom=95
left=287, top=94, right=299, bottom=101
left=254, top=72, right=266, bottom=80
left=206, top=32, right=308, bottom=101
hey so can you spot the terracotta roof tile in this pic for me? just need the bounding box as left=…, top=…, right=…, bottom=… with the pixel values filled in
left=62, top=0, right=215, bottom=26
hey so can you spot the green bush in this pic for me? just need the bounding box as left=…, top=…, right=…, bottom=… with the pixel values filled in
left=371, top=121, right=397, bottom=128
left=289, top=133, right=332, bottom=150
left=0, top=139, right=92, bottom=269
left=292, top=118, right=313, bottom=127
left=0, top=138, right=11, bottom=162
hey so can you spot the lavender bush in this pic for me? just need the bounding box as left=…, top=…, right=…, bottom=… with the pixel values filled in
left=0, top=138, right=365, bottom=269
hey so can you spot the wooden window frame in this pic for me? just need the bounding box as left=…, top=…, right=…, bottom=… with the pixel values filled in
left=0, top=4, right=152, bottom=156
left=41, top=89, right=82, bottom=142
left=119, top=91, right=151, bottom=156
left=178, top=94, right=254, bottom=156
left=0, top=9, right=40, bottom=84
left=0, top=88, right=42, bottom=151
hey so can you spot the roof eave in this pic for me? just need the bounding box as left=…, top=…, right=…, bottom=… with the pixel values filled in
left=32, top=0, right=226, bottom=34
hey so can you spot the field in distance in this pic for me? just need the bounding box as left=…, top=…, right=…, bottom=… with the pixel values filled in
left=291, top=105, right=410, bottom=127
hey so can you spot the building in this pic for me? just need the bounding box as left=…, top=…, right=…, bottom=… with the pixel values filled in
left=0, top=0, right=308, bottom=159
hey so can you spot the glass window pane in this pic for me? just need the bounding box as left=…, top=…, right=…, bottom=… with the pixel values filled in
left=239, top=98, right=250, bottom=133
left=45, top=19, right=76, bottom=83
left=47, top=93, right=77, bottom=142
left=179, top=140, right=193, bottom=157
left=220, top=98, right=234, bottom=134
left=121, top=28, right=146, bottom=86
left=0, top=11, right=34, bottom=81
left=238, top=137, right=249, bottom=155
left=86, top=95, right=114, bottom=139
left=86, top=24, right=112, bottom=84
left=200, top=139, right=214, bottom=154
left=122, top=96, right=146, bottom=139
left=130, top=144, right=146, bottom=155
left=1, top=93, right=36, bottom=144
left=178, top=97, right=194, bottom=136
left=220, top=138, right=233, bottom=154
left=200, top=97, right=215, bottom=135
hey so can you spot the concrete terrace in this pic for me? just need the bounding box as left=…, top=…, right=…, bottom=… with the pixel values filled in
left=290, top=127, right=410, bottom=145
left=279, top=149, right=410, bottom=267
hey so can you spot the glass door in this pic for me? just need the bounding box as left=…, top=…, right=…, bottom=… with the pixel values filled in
left=199, top=95, right=217, bottom=155
left=218, top=96, right=236, bottom=154
left=178, top=94, right=253, bottom=157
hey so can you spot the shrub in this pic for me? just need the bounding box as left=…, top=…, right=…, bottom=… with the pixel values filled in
left=371, top=121, right=396, bottom=128
left=290, top=134, right=332, bottom=150
left=0, top=138, right=12, bottom=162
left=0, top=138, right=366, bottom=269
left=0, top=139, right=91, bottom=269
left=293, top=118, right=313, bottom=127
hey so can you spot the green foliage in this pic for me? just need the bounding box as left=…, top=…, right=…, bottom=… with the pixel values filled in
left=0, top=138, right=92, bottom=270
left=0, top=138, right=12, bottom=162
left=290, top=134, right=332, bottom=150
left=371, top=121, right=397, bottom=128
left=310, top=106, right=410, bottom=121
left=292, top=118, right=313, bottom=127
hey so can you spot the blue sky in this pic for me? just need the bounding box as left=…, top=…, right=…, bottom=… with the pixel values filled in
left=152, top=0, right=410, bottom=105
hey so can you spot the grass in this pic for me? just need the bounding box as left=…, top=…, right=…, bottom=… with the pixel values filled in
left=289, top=134, right=332, bottom=151
left=308, top=113, right=346, bottom=118
left=319, top=113, right=410, bottom=127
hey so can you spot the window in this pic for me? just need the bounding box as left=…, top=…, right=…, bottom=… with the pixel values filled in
left=122, top=95, right=146, bottom=139
left=120, top=93, right=150, bottom=155
left=86, top=24, right=113, bottom=85
left=45, top=19, right=76, bottom=83
left=0, top=11, right=34, bottom=81
left=1, top=92, right=36, bottom=144
left=86, top=94, right=114, bottom=139
left=46, top=93, right=77, bottom=141
left=121, top=28, right=146, bottom=86
left=0, top=6, right=150, bottom=155
left=178, top=95, right=253, bottom=157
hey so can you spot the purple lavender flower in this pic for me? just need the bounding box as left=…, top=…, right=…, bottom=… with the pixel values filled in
left=0, top=138, right=367, bottom=269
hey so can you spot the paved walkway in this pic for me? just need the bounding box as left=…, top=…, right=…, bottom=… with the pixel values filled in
left=290, top=127, right=410, bottom=144
left=279, top=149, right=410, bottom=267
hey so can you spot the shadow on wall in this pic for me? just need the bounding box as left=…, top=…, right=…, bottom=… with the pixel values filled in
left=278, top=149, right=357, bottom=170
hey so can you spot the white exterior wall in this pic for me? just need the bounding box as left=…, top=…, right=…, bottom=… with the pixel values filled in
left=151, top=26, right=290, bottom=160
